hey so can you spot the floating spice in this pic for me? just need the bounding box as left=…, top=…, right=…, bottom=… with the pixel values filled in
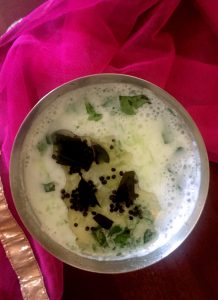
left=52, top=130, right=110, bottom=173
left=70, top=177, right=100, bottom=212
left=92, top=144, right=110, bottom=164
left=115, top=171, right=138, bottom=207
left=93, top=213, right=113, bottom=229
left=52, top=130, right=94, bottom=173
left=50, top=129, right=155, bottom=252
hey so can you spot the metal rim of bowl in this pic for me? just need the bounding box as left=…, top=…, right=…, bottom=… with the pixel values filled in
left=9, top=73, right=209, bottom=273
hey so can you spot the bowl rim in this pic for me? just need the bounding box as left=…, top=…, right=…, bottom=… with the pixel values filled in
left=9, top=73, right=209, bottom=273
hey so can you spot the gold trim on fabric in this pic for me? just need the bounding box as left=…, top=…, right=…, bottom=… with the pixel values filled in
left=0, top=174, right=49, bottom=300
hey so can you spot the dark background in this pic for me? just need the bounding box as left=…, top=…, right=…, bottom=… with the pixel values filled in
left=1, top=1, right=218, bottom=299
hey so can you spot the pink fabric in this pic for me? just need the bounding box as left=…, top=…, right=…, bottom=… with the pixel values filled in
left=0, top=0, right=217, bottom=298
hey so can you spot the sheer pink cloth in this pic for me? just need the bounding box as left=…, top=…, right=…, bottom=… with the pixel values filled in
left=0, top=0, right=217, bottom=298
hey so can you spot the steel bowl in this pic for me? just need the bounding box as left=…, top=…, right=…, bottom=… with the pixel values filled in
left=10, top=74, right=209, bottom=273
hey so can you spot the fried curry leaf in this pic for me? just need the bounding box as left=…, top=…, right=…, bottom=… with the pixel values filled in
left=93, top=144, right=110, bottom=164
left=93, top=214, right=113, bottom=229
left=52, top=131, right=94, bottom=172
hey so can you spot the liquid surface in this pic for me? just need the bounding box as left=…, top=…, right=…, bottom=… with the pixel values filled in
left=22, top=82, right=201, bottom=259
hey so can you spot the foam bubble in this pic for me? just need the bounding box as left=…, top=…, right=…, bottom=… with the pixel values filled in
left=21, top=81, right=201, bottom=258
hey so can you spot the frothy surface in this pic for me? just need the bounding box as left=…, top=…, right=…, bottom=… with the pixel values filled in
left=22, top=82, right=201, bottom=259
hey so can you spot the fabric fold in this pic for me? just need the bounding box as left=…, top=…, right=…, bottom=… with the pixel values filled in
left=0, top=0, right=217, bottom=298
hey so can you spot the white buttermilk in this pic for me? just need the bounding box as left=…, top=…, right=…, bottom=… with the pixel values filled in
left=22, top=82, right=201, bottom=259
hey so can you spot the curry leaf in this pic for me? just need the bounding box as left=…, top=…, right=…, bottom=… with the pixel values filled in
left=108, top=225, right=123, bottom=236
left=43, top=182, right=55, bottom=192
left=92, top=227, right=108, bottom=247
left=143, top=229, right=155, bottom=243
left=37, top=135, right=52, bottom=154
left=143, top=207, right=154, bottom=225
left=113, top=228, right=131, bottom=248
left=37, top=140, right=47, bottom=154
left=85, top=103, right=102, bottom=121
left=119, top=96, right=135, bottom=115
left=119, top=95, right=151, bottom=115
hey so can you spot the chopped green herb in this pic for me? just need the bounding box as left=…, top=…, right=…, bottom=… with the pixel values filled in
left=161, top=129, right=173, bottom=144
left=46, top=134, right=52, bottom=144
left=143, top=229, right=155, bottom=243
left=131, top=95, right=151, bottom=108
left=113, top=228, right=131, bottom=248
left=108, top=225, right=123, bottom=236
left=176, top=146, right=184, bottom=153
left=167, top=108, right=176, bottom=116
left=92, top=227, right=108, bottom=247
left=143, top=207, right=154, bottom=225
left=102, top=97, right=114, bottom=107
left=37, top=135, right=52, bottom=154
left=119, top=97, right=135, bottom=115
left=37, top=140, right=47, bottom=154
left=85, top=103, right=102, bottom=121
left=119, top=95, right=151, bottom=115
left=43, top=182, right=55, bottom=192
